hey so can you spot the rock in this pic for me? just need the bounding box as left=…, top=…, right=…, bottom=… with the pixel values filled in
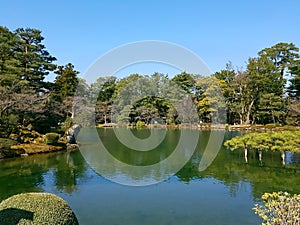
left=65, top=124, right=81, bottom=144
left=10, top=125, right=44, bottom=144
left=66, top=144, right=79, bottom=152
left=34, top=136, right=46, bottom=144
left=0, top=192, right=79, bottom=225
left=9, top=133, right=18, bottom=141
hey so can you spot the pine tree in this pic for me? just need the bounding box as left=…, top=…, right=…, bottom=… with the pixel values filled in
left=14, top=28, right=56, bottom=92
left=54, top=63, right=79, bottom=101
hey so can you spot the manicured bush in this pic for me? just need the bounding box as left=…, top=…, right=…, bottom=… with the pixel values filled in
left=0, top=192, right=79, bottom=225
left=0, top=138, right=19, bottom=158
left=136, top=120, right=145, bottom=128
left=224, top=131, right=300, bottom=164
left=45, top=133, right=60, bottom=145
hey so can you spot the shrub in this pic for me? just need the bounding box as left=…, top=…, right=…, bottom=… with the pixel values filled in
left=253, top=192, right=300, bottom=225
left=0, top=138, right=20, bottom=158
left=45, top=133, right=60, bottom=145
left=136, top=121, right=145, bottom=128
left=60, top=116, right=73, bottom=133
left=0, top=192, right=79, bottom=225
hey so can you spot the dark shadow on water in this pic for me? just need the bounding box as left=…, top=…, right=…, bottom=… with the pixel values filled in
left=0, top=208, right=34, bottom=225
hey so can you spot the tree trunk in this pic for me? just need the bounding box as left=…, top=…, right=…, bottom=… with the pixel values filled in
left=281, top=151, right=286, bottom=166
left=258, top=149, right=262, bottom=162
left=239, top=113, right=243, bottom=125
left=245, top=100, right=255, bottom=125
left=272, top=110, right=276, bottom=125
left=244, top=146, right=248, bottom=163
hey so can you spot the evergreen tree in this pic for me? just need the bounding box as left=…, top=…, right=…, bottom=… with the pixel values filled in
left=14, top=28, right=56, bottom=92
left=54, top=63, right=79, bottom=101
left=258, top=42, right=299, bottom=78
left=288, top=60, right=300, bottom=98
left=0, top=26, right=22, bottom=86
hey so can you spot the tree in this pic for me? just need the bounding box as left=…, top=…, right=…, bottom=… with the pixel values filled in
left=288, top=60, right=300, bottom=98
left=234, top=56, right=286, bottom=124
left=213, top=62, right=236, bottom=124
left=286, top=60, right=300, bottom=125
left=91, top=76, right=116, bottom=124
left=257, top=93, right=286, bottom=124
left=0, top=27, right=58, bottom=134
left=195, top=77, right=227, bottom=123
left=0, top=26, right=22, bottom=85
left=14, top=28, right=56, bottom=92
left=171, top=72, right=197, bottom=94
left=224, top=131, right=300, bottom=164
left=214, top=61, right=236, bottom=84
left=258, top=42, right=300, bottom=78
left=54, top=63, right=79, bottom=101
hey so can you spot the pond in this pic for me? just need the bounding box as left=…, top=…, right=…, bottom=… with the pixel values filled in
left=0, top=128, right=300, bottom=225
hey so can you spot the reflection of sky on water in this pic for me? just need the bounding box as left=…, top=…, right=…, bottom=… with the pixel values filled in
left=1, top=129, right=300, bottom=225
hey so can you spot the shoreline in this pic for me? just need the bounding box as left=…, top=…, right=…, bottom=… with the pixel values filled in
left=1, top=125, right=299, bottom=159
left=0, top=139, right=79, bottom=159
left=97, top=123, right=300, bottom=131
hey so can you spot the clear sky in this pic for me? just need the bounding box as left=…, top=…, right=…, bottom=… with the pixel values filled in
left=1, top=0, right=300, bottom=80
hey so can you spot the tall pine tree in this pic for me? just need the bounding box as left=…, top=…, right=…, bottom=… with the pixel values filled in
left=14, top=28, right=56, bottom=92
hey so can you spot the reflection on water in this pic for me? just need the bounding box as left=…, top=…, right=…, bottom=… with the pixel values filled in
left=0, top=151, right=88, bottom=200
left=0, top=128, right=299, bottom=225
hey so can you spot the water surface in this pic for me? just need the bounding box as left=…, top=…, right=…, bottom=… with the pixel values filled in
left=1, top=128, right=300, bottom=225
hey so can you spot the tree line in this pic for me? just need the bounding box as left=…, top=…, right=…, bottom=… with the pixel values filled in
left=85, top=42, right=300, bottom=126
left=1, top=26, right=300, bottom=137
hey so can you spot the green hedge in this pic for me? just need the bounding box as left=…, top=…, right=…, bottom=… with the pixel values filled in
left=45, top=133, right=60, bottom=145
left=0, top=192, right=78, bottom=225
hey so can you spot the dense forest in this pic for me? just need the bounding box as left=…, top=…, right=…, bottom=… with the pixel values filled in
left=1, top=26, right=300, bottom=138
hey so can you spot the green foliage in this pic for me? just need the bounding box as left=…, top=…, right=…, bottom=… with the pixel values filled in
left=54, top=63, right=79, bottom=101
left=253, top=192, right=300, bottom=225
left=257, top=93, right=286, bottom=124
left=0, top=115, right=18, bottom=137
left=111, top=73, right=191, bottom=125
left=224, top=131, right=300, bottom=153
left=45, top=133, right=60, bottom=145
left=91, top=76, right=117, bottom=124
left=258, top=42, right=300, bottom=77
left=171, top=72, right=197, bottom=94
left=288, top=60, right=300, bottom=99
left=195, top=77, right=227, bottom=123
left=0, top=192, right=79, bottom=225
left=0, top=138, right=18, bottom=158
left=14, top=27, right=57, bottom=92
left=60, top=116, right=72, bottom=132
left=1, top=24, right=300, bottom=134
left=0, top=26, right=58, bottom=134
left=136, top=120, right=146, bottom=127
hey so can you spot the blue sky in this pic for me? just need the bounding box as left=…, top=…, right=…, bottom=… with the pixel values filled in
left=1, top=0, right=300, bottom=80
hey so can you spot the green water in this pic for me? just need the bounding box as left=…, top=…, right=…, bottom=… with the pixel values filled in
left=0, top=128, right=300, bottom=225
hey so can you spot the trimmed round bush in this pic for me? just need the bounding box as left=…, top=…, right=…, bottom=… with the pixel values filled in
left=136, top=120, right=145, bottom=128
left=45, top=133, right=60, bottom=145
left=0, top=192, right=79, bottom=225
